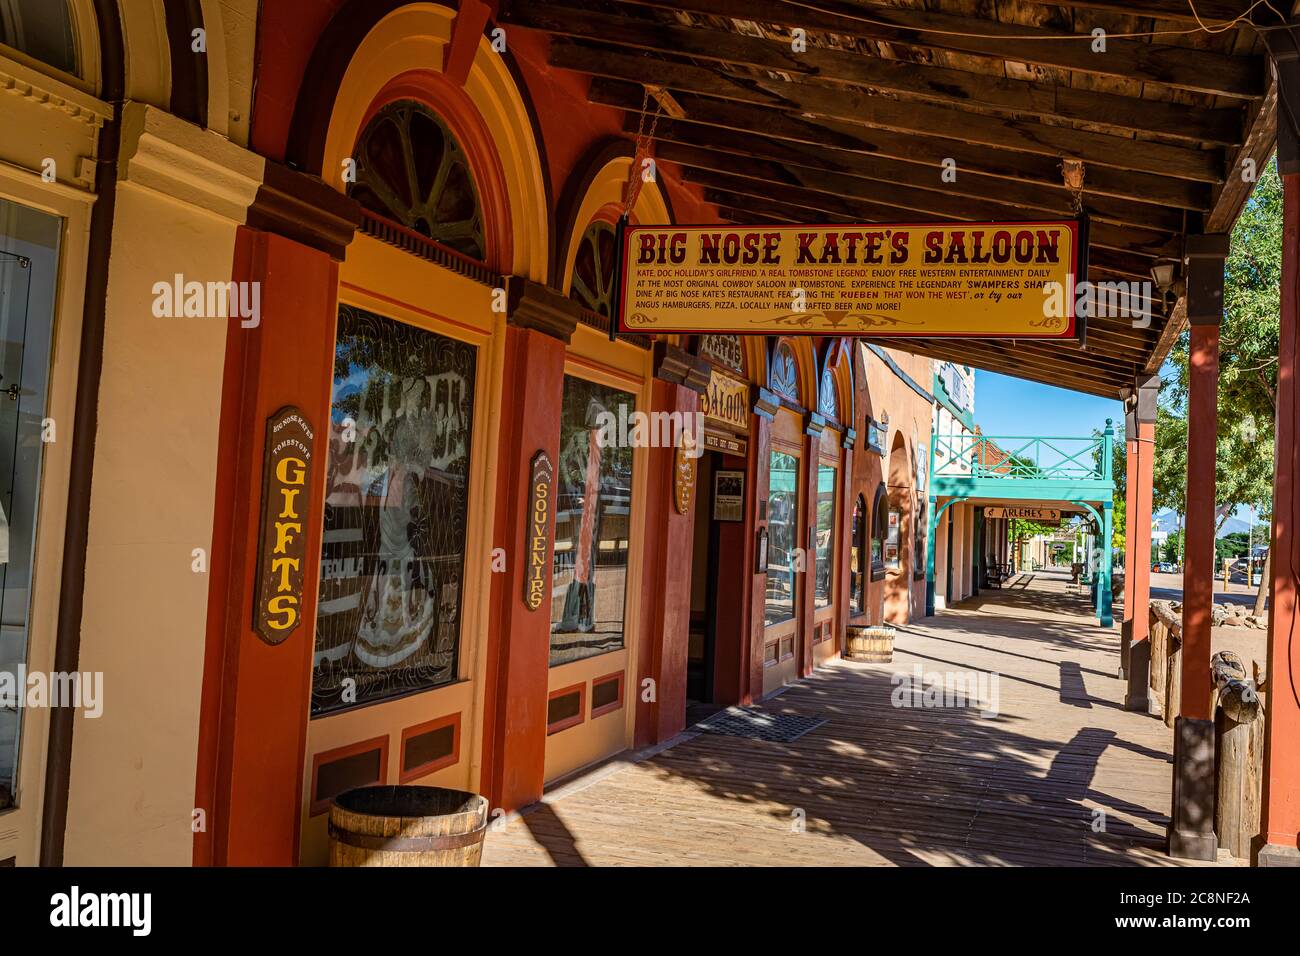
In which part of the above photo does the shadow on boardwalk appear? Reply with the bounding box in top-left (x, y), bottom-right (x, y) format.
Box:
top-left (484, 570), bottom-right (1236, 867)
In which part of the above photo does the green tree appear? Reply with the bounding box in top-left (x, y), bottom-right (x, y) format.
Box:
top-left (1152, 157), bottom-right (1279, 604)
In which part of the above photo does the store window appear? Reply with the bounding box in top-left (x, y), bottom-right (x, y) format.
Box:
top-left (0, 1), bottom-right (77, 76)
top-left (814, 464), bottom-right (836, 608)
top-left (312, 305), bottom-right (476, 716)
top-left (870, 484), bottom-right (887, 581)
top-left (764, 451), bottom-right (799, 625)
top-left (0, 198), bottom-right (60, 811)
top-left (348, 100), bottom-right (486, 261)
top-left (850, 494), bottom-right (866, 614)
top-left (550, 377), bottom-right (634, 666)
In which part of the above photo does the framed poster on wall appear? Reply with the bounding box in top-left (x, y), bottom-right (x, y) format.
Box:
top-left (714, 470), bottom-right (745, 522)
top-left (885, 509), bottom-right (902, 570)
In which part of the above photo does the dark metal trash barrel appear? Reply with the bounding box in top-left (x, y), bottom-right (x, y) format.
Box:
top-left (328, 786), bottom-right (489, 867)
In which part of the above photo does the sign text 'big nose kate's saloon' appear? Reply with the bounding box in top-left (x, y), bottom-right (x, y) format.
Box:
top-left (619, 220), bottom-right (1083, 339)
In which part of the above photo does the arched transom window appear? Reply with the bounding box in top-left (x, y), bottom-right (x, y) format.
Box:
top-left (819, 365), bottom-right (839, 422)
top-left (770, 343), bottom-right (799, 403)
top-left (0, 1), bottom-right (77, 76)
top-left (349, 100), bottom-right (486, 261)
top-left (570, 220), bottom-right (617, 317)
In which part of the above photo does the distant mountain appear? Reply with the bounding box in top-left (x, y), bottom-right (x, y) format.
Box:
top-left (1153, 510), bottom-right (1255, 538)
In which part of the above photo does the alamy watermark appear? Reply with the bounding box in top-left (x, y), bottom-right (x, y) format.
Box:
top-left (1043, 280), bottom-right (1153, 328)
top-left (890, 665), bottom-right (1000, 718)
top-left (594, 404), bottom-right (705, 458)
top-left (151, 274), bottom-right (261, 328)
top-left (0, 667), bottom-right (103, 718)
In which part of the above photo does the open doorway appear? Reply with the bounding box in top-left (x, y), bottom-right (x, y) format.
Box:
top-left (686, 450), bottom-right (748, 724)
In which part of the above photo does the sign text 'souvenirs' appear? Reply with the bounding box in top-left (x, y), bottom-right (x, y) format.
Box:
top-left (254, 407), bottom-right (315, 643)
top-left (525, 451), bottom-right (554, 611)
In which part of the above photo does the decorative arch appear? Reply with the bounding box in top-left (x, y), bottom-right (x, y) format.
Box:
top-left (820, 337), bottom-right (854, 426)
top-left (311, 3), bottom-right (548, 280)
top-left (554, 140), bottom-right (673, 312)
top-left (766, 337), bottom-right (817, 407)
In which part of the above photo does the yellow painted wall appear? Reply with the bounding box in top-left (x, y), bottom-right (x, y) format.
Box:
top-left (62, 104), bottom-right (263, 865)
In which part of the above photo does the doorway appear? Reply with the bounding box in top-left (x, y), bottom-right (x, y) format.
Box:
top-left (686, 449), bottom-right (749, 723)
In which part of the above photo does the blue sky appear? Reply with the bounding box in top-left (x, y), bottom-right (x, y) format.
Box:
top-left (972, 369), bottom-right (1260, 530)
top-left (973, 369), bottom-right (1122, 439)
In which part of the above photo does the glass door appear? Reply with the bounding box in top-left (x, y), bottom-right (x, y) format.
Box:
top-left (0, 197), bottom-right (60, 818)
top-left (763, 448), bottom-right (801, 695)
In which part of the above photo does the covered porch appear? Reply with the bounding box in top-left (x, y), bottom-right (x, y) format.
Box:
top-left (483, 571), bottom-right (1235, 866)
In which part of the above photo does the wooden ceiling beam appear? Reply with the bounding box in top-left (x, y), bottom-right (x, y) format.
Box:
top-left (1012, 0), bottom-right (1263, 27)
top-left (629, 109), bottom-right (1212, 212)
top-left (695, 177), bottom-right (1180, 259)
top-left (650, 126), bottom-right (1197, 229)
top-left (584, 69), bottom-right (1223, 183)
top-left (665, 145), bottom-right (1185, 251)
top-left (658, 141), bottom-right (1185, 235)
top-left (529, 0), bottom-right (1266, 99)
top-left (546, 33), bottom-right (1244, 147)
top-left (888, 339), bottom-right (1121, 398)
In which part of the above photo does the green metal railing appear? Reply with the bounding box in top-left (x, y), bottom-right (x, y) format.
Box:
top-left (931, 432), bottom-right (1111, 482)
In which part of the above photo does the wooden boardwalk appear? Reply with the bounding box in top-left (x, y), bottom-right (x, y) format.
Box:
top-left (483, 571), bottom-right (1238, 866)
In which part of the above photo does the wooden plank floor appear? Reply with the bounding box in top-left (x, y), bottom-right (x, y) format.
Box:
top-left (483, 570), bottom-right (1240, 866)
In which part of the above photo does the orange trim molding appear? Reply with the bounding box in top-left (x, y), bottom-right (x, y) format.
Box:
top-left (546, 682), bottom-right (588, 735)
top-left (308, 734), bottom-right (390, 817)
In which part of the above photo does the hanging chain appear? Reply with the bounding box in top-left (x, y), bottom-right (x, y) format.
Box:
top-left (624, 86), bottom-right (664, 216)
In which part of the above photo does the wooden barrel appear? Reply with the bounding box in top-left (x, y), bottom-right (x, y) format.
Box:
top-left (329, 785), bottom-right (489, 867)
top-left (846, 625), bottom-right (895, 663)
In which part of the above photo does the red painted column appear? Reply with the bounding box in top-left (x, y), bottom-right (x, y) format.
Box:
top-left (1125, 375), bottom-right (1158, 712)
top-left (1119, 405), bottom-right (1138, 677)
top-left (480, 323), bottom-right (566, 812)
top-left (635, 378), bottom-right (698, 746)
top-left (1169, 234), bottom-right (1228, 861)
top-left (1256, 170), bottom-right (1300, 866)
top-left (799, 425), bottom-right (820, 677)
top-left (1181, 333), bottom-right (1220, 718)
top-left (196, 229), bottom-right (344, 866)
top-left (748, 396), bottom-right (777, 700)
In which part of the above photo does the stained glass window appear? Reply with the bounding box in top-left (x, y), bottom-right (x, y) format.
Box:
top-left (814, 465), bottom-right (836, 608)
top-left (313, 305), bottom-right (476, 715)
top-left (349, 100), bottom-right (486, 261)
top-left (819, 366), bottom-right (839, 422)
top-left (550, 377), bottom-right (635, 667)
top-left (765, 451), bottom-right (799, 625)
top-left (570, 221), bottom-right (617, 317)
top-left (770, 343), bottom-right (799, 403)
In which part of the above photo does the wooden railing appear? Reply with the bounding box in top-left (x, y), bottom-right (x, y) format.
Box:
top-left (1146, 601), bottom-right (1266, 859)
top-left (1211, 650), bottom-right (1265, 860)
top-left (1148, 600), bottom-right (1181, 728)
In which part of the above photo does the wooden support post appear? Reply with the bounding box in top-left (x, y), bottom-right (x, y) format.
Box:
top-left (1120, 402), bottom-right (1139, 677)
top-left (1254, 87), bottom-right (1300, 864)
top-left (1126, 374), bottom-right (1159, 712)
top-left (1169, 233), bottom-right (1229, 862)
top-left (924, 494), bottom-right (938, 616)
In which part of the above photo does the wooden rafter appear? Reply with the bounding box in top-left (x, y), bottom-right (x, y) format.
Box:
top-left (502, 0), bottom-right (1266, 98)
top-left (626, 107), bottom-right (1213, 211)
top-left (545, 31), bottom-right (1246, 146)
